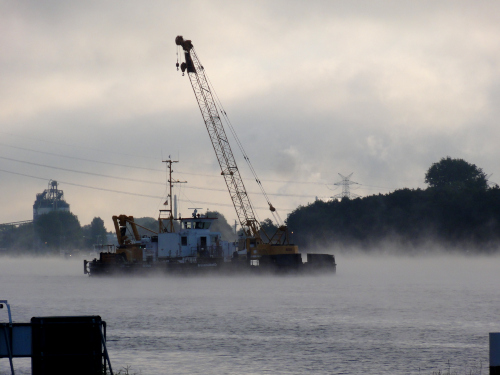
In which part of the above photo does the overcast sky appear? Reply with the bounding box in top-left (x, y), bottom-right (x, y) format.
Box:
top-left (1, 1), bottom-right (500, 231)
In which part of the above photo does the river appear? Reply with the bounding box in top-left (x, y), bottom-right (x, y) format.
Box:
top-left (0, 254), bottom-right (498, 374)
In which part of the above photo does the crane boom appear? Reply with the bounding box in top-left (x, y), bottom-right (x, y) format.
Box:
top-left (176, 35), bottom-right (298, 259)
top-left (175, 36), bottom-right (260, 238)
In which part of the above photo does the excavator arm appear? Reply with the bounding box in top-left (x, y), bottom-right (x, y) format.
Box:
top-left (112, 215), bottom-right (142, 245)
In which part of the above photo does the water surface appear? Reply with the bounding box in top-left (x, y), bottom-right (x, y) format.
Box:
top-left (0, 254), bottom-right (498, 374)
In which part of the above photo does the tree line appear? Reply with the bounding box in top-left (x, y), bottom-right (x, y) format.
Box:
top-left (2, 157), bottom-right (497, 254)
top-left (0, 213), bottom-right (108, 254)
top-left (0, 210), bottom-right (237, 255)
top-left (285, 157), bottom-right (500, 253)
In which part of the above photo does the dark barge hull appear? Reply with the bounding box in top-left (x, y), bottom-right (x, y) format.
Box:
top-left (84, 253), bottom-right (336, 276)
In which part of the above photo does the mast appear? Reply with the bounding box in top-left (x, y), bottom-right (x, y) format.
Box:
top-left (159, 159), bottom-right (186, 233)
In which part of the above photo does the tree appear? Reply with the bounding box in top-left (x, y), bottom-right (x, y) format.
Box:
top-left (82, 217), bottom-right (108, 248)
top-left (425, 156), bottom-right (488, 191)
top-left (207, 211), bottom-right (236, 241)
top-left (0, 222), bottom-right (34, 253)
top-left (260, 218), bottom-right (278, 238)
top-left (35, 211), bottom-right (82, 250)
top-left (133, 217), bottom-right (161, 236)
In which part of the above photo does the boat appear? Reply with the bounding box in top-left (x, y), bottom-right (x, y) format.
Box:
top-left (83, 213), bottom-right (336, 276)
top-left (84, 228), bottom-right (336, 276)
top-left (83, 36), bottom-right (337, 276)
top-left (83, 162), bottom-right (336, 276)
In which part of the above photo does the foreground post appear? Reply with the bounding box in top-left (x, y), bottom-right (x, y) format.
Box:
top-left (2, 312), bottom-right (113, 375)
top-left (491, 333), bottom-right (500, 375)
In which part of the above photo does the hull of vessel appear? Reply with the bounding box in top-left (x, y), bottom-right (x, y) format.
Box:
top-left (84, 253), bottom-right (336, 277)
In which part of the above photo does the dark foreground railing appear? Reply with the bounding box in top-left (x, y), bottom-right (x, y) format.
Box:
top-left (492, 333), bottom-right (500, 375)
top-left (1, 301), bottom-right (113, 375)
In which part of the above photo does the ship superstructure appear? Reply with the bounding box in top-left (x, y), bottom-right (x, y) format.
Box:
top-left (33, 180), bottom-right (70, 221)
top-left (84, 161), bottom-right (241, 276)
top-left (83, 161), bottom-right (335, 276)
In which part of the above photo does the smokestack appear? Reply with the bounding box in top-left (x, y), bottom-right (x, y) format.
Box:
top-left (174, 195), bottom-right (177, 219)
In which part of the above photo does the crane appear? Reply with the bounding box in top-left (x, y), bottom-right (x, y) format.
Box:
top-left (175, 35), bottom-right (298, 261)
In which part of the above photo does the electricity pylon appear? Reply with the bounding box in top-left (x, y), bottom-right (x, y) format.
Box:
top-left (332, 173), bottom-right (361, 200)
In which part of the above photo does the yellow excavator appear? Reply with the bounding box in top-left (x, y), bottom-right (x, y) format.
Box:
top-left (111, 214), bottom-right (165, 263)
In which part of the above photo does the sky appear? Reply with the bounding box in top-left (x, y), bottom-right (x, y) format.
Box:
top-left (1, 0), bottom-right (500, 232)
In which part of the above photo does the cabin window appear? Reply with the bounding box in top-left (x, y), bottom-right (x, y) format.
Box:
top-left (238, 238), bottom-right (245, 251)
top-left (181, 236), bottom-right (187, 246)
top-left (249, 239), bottom-right (257, 248)
top-left (195, 221), bottom-right (204, 229)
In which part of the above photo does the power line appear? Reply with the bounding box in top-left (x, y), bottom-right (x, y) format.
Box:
top-left (1, 139), bottom-right (327, 186)
top-left (0, 168), bottom-right (296, 211)
top-left (0, 168), bottom-right (163, 199)
top-left (0, 155), bottom-right (164, 185)
top-left (0, 155), bottom-right (329, 199)
top-left (0, 143), bottom-right (163, 172)
top-left (0, 131), bottom-right (158, 161)
top-left (357, 183), bottom-right (395, 190)
top-left (177, 197), bottom-right (294, 212)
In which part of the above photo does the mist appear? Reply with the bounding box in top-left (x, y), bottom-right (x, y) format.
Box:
top-left (1, 251), bottom-right (498, 280)
top-left (1, 252), bottom-right (498, 374)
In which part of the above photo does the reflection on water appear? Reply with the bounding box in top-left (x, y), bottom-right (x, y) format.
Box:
top-left (1, 254), bottom-right (498, 374)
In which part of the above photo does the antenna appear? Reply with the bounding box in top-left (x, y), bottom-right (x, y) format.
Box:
top-left (159, 159), bottom-right (186, 233)
top-left (332, 173), bottom-right (361, 200)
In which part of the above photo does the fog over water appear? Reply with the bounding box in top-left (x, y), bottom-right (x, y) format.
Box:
top-left (1, 253), bottom-right (498, 374)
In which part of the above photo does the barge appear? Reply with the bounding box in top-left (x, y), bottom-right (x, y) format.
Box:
top-left (83, 36), bottom-right (338, 276)
top-left (83, 208), bottom-right (336, 276)
top-left (83, 160), bottom-right (336, 276)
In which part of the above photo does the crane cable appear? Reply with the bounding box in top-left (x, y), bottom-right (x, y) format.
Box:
top-left (195, 49), bottom-right (284, 227)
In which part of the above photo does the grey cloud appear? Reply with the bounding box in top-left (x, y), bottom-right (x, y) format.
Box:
top-left (1, 1), bottom-right (500, 228)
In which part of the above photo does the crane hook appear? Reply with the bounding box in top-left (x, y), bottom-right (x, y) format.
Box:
top-left (176, 62), bottom-right (179, 71)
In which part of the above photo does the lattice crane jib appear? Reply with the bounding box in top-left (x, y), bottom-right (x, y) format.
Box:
top-left (176, 36), bottom-right (260, 238)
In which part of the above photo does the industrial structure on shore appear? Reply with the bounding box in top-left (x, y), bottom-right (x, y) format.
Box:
top-left (32, 180), bottom-right (70, 221)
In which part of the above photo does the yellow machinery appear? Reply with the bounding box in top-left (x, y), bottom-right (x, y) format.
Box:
top-left (111, 215), bottom-right (149, 263)
top-left (175, 36), bottom-right (298, 261)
